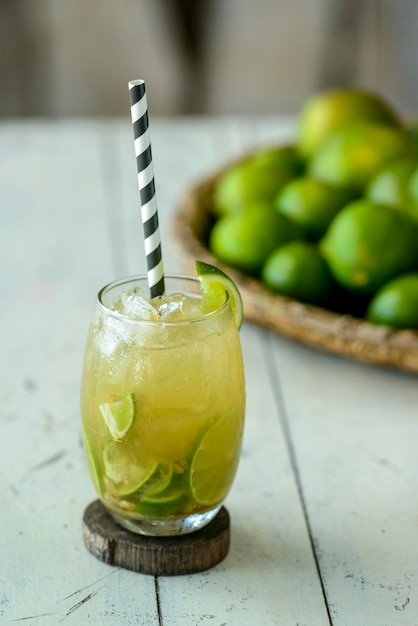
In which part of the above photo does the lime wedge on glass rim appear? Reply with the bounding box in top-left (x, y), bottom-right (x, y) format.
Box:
top-left (99, 392), bottom-right (136, 441)
top-left (195, 261), bottom-right (243, 329)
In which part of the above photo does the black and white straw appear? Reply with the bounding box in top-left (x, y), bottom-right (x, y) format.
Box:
top-left (128, 79), bottom-right (165, 298)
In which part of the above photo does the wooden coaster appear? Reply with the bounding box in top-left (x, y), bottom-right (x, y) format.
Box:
top-left (82, 500), bottom-right (230, 576)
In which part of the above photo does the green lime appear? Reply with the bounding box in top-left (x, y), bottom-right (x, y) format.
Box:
top-left (274, 176), bottom-right (352, 240)
top-left (99, 392), bottom-right (136, 441)
top-left (190, 417), bottom-right (238, 507)
top-left (409, 119), bottom-right (418, 155)
top-left (81, 426), bottom-right (103, 496)
top-left (102, 441), bottom-right (158, 495)
top-left (195, 260), bottom-right (243, 329)
top-left (366, 273), bottom-right (418, 329)
top-left (366, 156), bottom-right (417, 212)
top-left (407, 166), bottom-right (418, 224)
top-left (310, 122), bottom-right (413, 193)
top-left (213, 146), bottom-right (304, 215)
top-left (321, 199), bottom-right (418, 294)
top-left (209, 203), bottom-right (302, 277)
top-left (297, 88), bottom-right (401, 157)
top-left (261, 240), bottom-right (335, 306)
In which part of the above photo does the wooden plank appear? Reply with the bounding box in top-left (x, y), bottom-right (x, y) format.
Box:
top-left (270, 334), bottom-right (418, 625)
top-left (113, 119), bottom-right (331, 624)
top-left (5, 116), bottom-right (418, 625)
top-left (0, 120), bottom-right (159, 624)
top-left (156, 324), bottom-right (331, 625)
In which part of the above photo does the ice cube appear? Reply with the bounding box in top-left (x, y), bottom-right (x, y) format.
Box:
top-left (157, 297), bottom-right (185, 320)
top-left (118, 288), bottom-right (159, 320)
top-left (152, 293), bottom-right (203, 321)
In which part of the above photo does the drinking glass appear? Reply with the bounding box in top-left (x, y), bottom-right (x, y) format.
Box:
top-left (80, 275), bottom-right (245, 536)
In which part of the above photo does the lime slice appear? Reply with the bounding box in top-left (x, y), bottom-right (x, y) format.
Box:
top-left (142, 486), bottom-right (184, 505)
top-left (190, 417), bottom-right (239, 506)
top-left (138, 474), bottom-right (187, 515)
top-left (81, 426), bottom-right (103, 496)
top-left (195, 260), bottom-right (243, 329)
top-left (103, 441), bottom-right (158, 496)
top-left (142, 463), bottom-right (174, 497)
top-left (137, 486), bottom-right (187, 517)
top-left (99, 393), bottom-right (136, 441)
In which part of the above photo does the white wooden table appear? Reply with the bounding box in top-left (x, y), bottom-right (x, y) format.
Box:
top-left (1, 117), bottom-right (418, 626)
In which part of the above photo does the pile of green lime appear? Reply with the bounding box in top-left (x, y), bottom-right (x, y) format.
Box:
top-left (208, 87), bottom-right (418, 329)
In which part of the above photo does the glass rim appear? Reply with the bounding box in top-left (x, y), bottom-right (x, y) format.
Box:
top-left (96, 273), bottom-right (230, 325)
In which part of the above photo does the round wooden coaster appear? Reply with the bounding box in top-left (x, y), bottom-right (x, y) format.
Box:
top-left (82, 500), bottom-right (230, 576)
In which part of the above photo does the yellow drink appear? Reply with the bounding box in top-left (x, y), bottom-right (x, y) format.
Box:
top-left (80, 275), bottom-right (245, 536)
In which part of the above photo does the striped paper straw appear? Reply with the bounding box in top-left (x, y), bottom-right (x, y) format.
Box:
top-left (128, 79), bottom-right (165, 298)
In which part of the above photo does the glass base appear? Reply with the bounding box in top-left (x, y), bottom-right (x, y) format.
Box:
top-left (109, 505), bottom-right (222, 537)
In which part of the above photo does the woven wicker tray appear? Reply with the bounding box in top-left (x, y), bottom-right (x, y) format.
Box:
top-left (172, 158), bottom-right (418, 375)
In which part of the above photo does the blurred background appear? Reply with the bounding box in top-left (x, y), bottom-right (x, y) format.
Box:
top-left (0, 0), bottom-right (417, 119)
